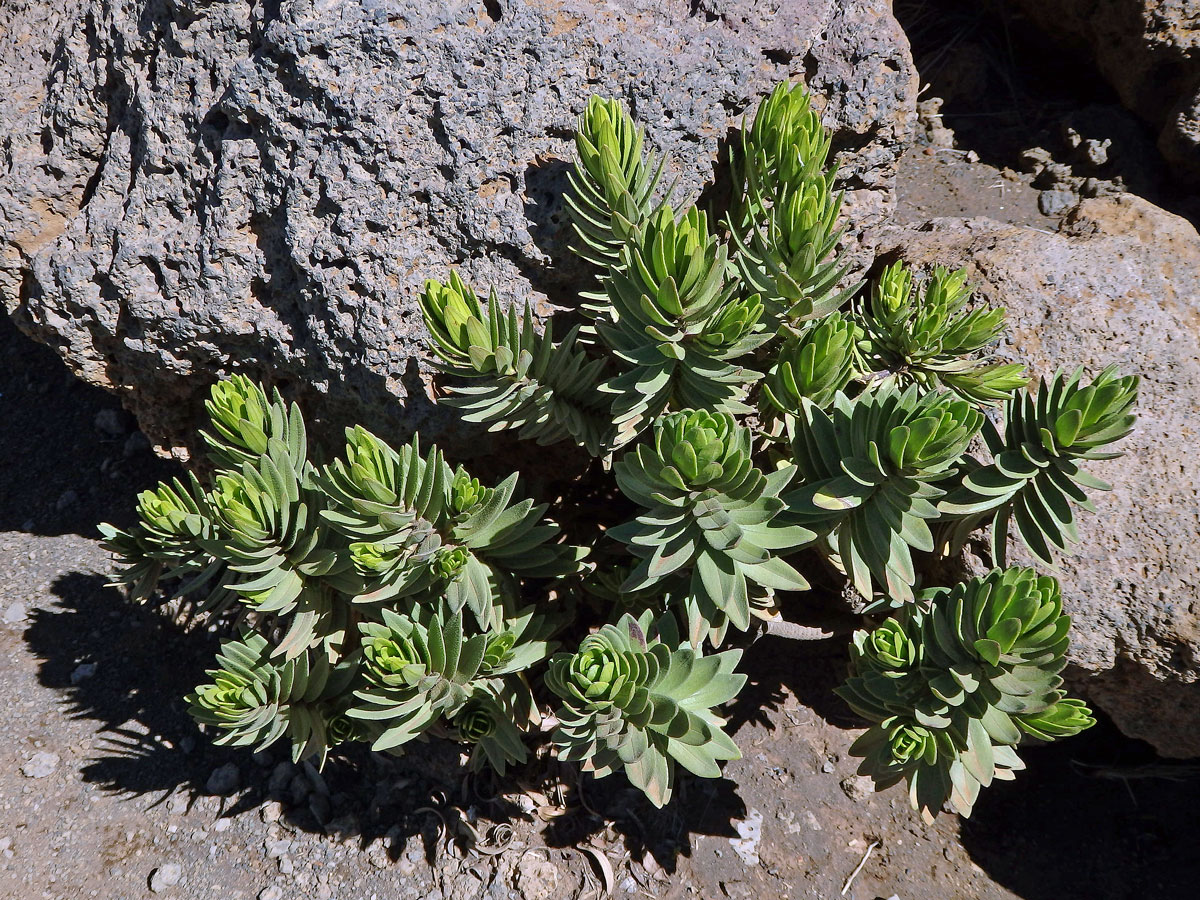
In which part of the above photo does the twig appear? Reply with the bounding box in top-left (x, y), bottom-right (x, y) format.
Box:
top-left (763, 618), bottom-right (842, 641)
top-left (841, 840), bottom-right (879, 896)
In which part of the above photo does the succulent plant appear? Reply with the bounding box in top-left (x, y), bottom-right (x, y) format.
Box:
top-left (728, 83), bottom-right (859, 332)
top-left (566, 95), bottom-right (665, 275)
top-left (855, 262), bottom-right (1028, 406)
top-left (611, 410), bottom-right (812, 643)
top-left (760, 312), bottom-right (859, 418)
top-left (940, 366), bottom-right (1138, 565)
top-left (596, 207), bottom-right (769, 443)
top-left (188, 632), bottom-right (359, 766)
top-left (546, 611), bottom-right (744, 807)
top-left (203, 374), bottom-right (310, 477)
top-left (350, 607), bottom-right (490, 752)
top-left (787, 385), bottom-right (983, 604)
top-left (420, 272), bottom-right (613, 455)
top-left (729, 81), bottom-right (832, 228)
top-left (838, 568), bottom-right (1092, 820)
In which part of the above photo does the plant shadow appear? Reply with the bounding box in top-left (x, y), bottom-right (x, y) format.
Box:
top-left (24, 571), bottom-right (525, 863)
top-left (959, 714), bottom-right (1200, 900)
top-left (24, 570), bottom-right (755, 870)
top-left (0, 310), bottom-right (180, 538)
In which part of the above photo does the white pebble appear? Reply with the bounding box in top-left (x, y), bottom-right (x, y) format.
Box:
top-left (20, 752), bottom-right (59, 779)
top-left (149, 862), bottom-right (182, 892)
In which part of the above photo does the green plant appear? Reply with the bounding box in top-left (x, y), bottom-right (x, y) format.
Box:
top-left (836, 568), bottom-right (1092, 820)
top-left (939, 366), bottom-right (1138, 565)
top-left (610, 409), bottom-right (811, 644)
top-left (546, 610), bottom-right (744, 807)
top-left (787, 386), bottom-right (983, 605)
top-left (854, 262), bottom-right (1028, 405)
top-left (103, 80), bottom-right (1136, 821)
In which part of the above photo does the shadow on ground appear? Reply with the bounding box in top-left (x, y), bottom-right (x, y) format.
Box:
top-left (963, 715), bottom-right (1200, 899)
top-left (893, 0), bottom-right (1200, 226)
top-left (0, 311), bottom-right (179, 537)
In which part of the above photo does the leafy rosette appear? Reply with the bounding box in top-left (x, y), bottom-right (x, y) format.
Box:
top-left (420, 273), bottom-right (613, 455)
top-left (855, 262), bottom-right (1027, 406)
top-left (760, 312), bottom-right (858, 420)
top-left (321, 428), bottom-right (586, 628)
top-left (202, 374), bottom-right (310, 477)
top-left (729, 81), bottom-right (832, 226)
top-left (848, 715), bottom-right (1026, 823)
top-left (611, 410), bottom-right (813, 643)
top-left (1016, 696), bottom-right (1096, 741)
top-left (597, 207), bottom-right (767, 442)
top-left (188, 632), bottom-right (360, 766)
top-left (546, 612), bottom-right (745, 807)
top-left (940, 366), bottom-right (1138, 565)
top-left (318, 426), bottom-right (449, 550)
top-left (733, 179), bottom-right (859, 331)
top-left (837, 568), bottom-right (1092, 820)
top-left (202, 443), bottom-right (347, 658)
top-left (349, 608), bottom-right (489, 752)
top-left (348, 598), bottom-right (557, 759)
top-left (787, 385), bottom-right (983, 604)
top-left (727, 83), bottom-right (857, 331)
top-left (566, 95), bottom-right (665, 275)
top-left (100, 475), bottom-right (234, 609)
top-left (451, 680), bottom-right (536, 776)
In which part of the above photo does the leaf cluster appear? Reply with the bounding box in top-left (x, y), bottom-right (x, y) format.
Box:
top-left (837, 568), bottom-right (1094, 820)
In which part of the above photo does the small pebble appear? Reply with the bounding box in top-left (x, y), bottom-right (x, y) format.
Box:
top-left (840, 774), bottom-right (876, 802)
top-left (279, 855), bottom-right (294, 875)
top-left (20, 751), bottom-right (59, 778)
top-left (1039, 189), bottom-right (1078, 216)
top-left (55, 489), bottom-right (78, 511)
top-left (259, 886), bottom-right (283, 900)
top-left (149, 862), bottom-right (182, 892)
top-left (70, 663), bottom-right (97, 684)
top-left (206, 762), bottom-right (240, 796)
top-left (265, 838), bottom-right (293, 859)
top-left (260, 801), bottom-right (283, 823)
top-left (213, 818), bottom-right (232, 833)
top-left (729, 808), bottom-right (763, 867)
top-left (3, 602), bottom-right (26, 625)
top-left (94, 408), bottom-right (128, 437)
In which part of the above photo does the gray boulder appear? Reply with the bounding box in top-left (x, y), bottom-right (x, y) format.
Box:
top-left (0, 0), bottom-right (916, 457)
top-left (870, 194), bottom-right (1200, 757)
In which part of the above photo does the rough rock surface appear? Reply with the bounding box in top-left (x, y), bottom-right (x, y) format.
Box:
top-left (871, 194), bottom-right (1200, 757)
top-left (1005, 0), bottom-right (1200, 184)
top-left (0, 0), bottom-right (916, 456)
